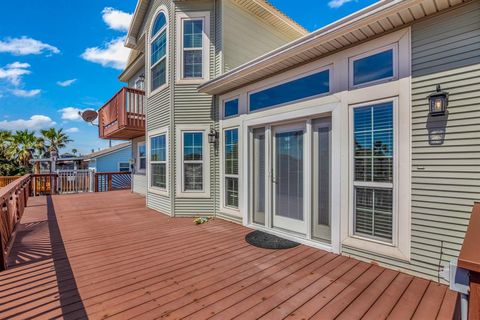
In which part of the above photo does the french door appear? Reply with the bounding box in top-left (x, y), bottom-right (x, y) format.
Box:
top-left (272, 123), bottom-right (307, 234)
top-left (249, 116), bottom-right (332, 242)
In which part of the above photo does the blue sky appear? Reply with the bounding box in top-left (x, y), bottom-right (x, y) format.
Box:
top-left (0, 0), bottom-right (376, 155)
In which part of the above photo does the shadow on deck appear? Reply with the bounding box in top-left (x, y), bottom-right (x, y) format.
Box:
top-left (0, 191), bottom-right (458, 319)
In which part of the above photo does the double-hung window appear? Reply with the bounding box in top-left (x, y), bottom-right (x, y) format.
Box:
top-left (182, 19), bottom-right (203, 78)
top-left (353, 102), bottom-right (394, 243)
top-left (150, 12), bottom-right (167, 92)
top-left (150, 134), bottom-right (167, 189)
top-left (183, 132), bottom-right (204, 191)
top-left (224, 128), bottom-right (239, 208)
top-left (118, 162), bottom-right (130, 172)
top-left (137, 142), bottom-right (146, 173)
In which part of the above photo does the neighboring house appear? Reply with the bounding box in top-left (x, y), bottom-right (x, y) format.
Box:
top-left (97, 0), bottom-right (480, 283)
top-left (84, 142), bottom-right (132, 173)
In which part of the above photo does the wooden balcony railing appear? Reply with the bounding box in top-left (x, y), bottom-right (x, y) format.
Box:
top-left (31, 174), bottom-right (58, 196)
top-left (0, 176), bottom-right (21, 188)
top-left (458, 202), bottom-right (480, 319)
top-left (0, 175), bottom-right (30, 270)
top-left (94, 172), bottom-right (132, 192)
top-left (98, 87), bottom-right (145, 140)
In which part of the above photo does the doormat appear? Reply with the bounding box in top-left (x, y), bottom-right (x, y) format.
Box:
top-left (245, 230), bottom-right (300, 249)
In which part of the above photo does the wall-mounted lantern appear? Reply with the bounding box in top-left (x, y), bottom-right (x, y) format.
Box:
top-left (208, 128), bottom-right (219, 144)
top-left (428, 84), bottom-right (449, 116)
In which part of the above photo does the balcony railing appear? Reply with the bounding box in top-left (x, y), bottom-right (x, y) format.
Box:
top-left (98, 87), bottom-right (145, 140)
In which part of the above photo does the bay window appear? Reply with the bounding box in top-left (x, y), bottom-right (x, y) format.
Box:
top-left (353, 102), bottom-right (394, 242)
top-left (150, 133), bottom-right (167, 189)
top-left (150, 11), bottom-right (168, 92)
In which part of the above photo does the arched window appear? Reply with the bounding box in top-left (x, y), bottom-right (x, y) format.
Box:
top-left (150, 12), bottom-right (167, 91)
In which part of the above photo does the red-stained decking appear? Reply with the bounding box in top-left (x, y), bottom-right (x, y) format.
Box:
top-left (0, 191), bottom-right (458, 319)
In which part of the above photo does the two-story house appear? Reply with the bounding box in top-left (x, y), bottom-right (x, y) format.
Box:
top-left (98, 0), bottom-right (307, 213)
top-left (98, 0), bottom-right (480, 286)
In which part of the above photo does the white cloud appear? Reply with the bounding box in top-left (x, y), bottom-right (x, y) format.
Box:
top-left (57, 79), bottom-right (77, 87)
top-left (328, 0), bottom-right (355, 8)
top-left (81, 37), bottom-right (129, 70)
top-left (0, 37), bottom-right (60, 56)
top-left (65, 127), bottom-right (79, 133)
top-left (59, 107), bottom-right (84, 121)
top-left (102, 7), bottom-right (132, 32)
top-left (11, 88), bottom-right (41, 97)
top-left (0, 62), bottom-right (31, 86)
top-left (0, 115), bottom-right (56, 130)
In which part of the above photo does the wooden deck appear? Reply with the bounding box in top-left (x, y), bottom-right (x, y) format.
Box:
top-left (0, 191), bottom-right (458, 319)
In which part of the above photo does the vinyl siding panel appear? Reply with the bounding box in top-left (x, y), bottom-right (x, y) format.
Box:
top-left (346, 2), bottom-right (480, 281)
top-left (173, 1), bottom-right (217, 217)
top-left (142, 0), bottom-right (173, 215)
top-left (222, 0), bottom-right (299, 72)
top-left (90, 146), bottom-right (131, 173)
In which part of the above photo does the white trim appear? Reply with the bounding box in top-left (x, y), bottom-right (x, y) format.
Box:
top-left (147, 6), bottom-right (169, 97)
top-left (176, 124), bottom-right (211, 198)
top-left (348, 43), bottom-right (398, 90)
top-left (147, 126), bottom-right (169, 196)
top-left (176, 11), bottom-right (211, 84)
top-left (137, 141), bottom-right (146, 174)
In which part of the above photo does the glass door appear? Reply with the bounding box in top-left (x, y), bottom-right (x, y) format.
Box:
top-left (272, 123), bottom-right (306, 234)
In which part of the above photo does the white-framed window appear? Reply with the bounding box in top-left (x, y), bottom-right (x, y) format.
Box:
top-left (352, 101), bottom-right (394, 243)
top-left (223, 98), bottom-right (239, 119)
top-left (349, 44), bottom-right (398, 89)
top-left (223, 128), bottom-right (239, 209)
top-left (118, 162), bottom-right (130, 172)
top-left (135, 76), bottom-right (145, 90)
top-left (149, 9), bottom-right (168, 94)
top-left (137, 142), bottom-right (146, 173)
top-left (149, 128), bottom-right (168, 192)
top-left (176, 11), bottom-right (210, 83)
top-left (176, 125), bottom-right (210, 198)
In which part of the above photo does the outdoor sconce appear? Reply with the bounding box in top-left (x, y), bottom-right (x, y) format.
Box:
top-left (428, 84), bottom-right (449, 116)
top-left (208, 128), bottom-right (219, 144)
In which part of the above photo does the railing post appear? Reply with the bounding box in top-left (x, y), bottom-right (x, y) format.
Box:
top-left (107, 174), bottom-right (112, 192)
top-left (94, 173), bottom-right (99, 192)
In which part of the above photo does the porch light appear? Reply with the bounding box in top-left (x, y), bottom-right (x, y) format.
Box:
top-left (208, 128), bottom-right (218, 144)
top-left (428, 84), bottom-right (449, 116)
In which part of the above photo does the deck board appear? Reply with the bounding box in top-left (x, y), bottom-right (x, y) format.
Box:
top-left (0, 191), bottom-right (458, 319)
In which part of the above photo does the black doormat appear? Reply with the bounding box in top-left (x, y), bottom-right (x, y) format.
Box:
top-left (245, 230), bottom-right (300, 249)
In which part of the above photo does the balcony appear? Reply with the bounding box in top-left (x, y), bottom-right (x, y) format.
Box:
top-left (98, 87), bottom-right (145, 140)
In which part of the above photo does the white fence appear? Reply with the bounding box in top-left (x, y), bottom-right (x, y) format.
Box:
top-left (57, 170), bottom-right (94, 194)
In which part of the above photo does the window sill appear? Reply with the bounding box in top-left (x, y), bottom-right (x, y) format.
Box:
top-left (176, 191), bottom-right (210, 199)
top-left (176, 78), bottom-right (209, 85)
top-left (148, 186), bottom-right (169, 197)
top-left (149, 83), bottom-right (169, 97)
top-left (342, 236), bottom-right (410, 261)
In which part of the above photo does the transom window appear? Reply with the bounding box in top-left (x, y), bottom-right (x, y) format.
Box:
top-left (224, 98), bottom-right (239, 118)
top-left (150, 12), bottom-right (167, 92)
top-left (224, 128), bottom-right (239, 208)
top-left (353, 102), bottom-right (394, 242)
top-left (183, 132), bottom-right (204, 191)
top-left (351, 48), bottom-right (394, 87)
top-left (182, 19), bottom-right (203, 79)
top-left (150, 134), bottom-right (167, 189)
top-left (138, 143), bottom-right (146, 172)
top-left (249, 69), bottom-right (330, 112)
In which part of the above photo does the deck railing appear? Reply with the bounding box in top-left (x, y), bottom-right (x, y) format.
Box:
top-left (98, 87), bottom-right (145, 140)
top-left (31, 174), bottom-right (58, 196)
top-left (94, 172), bottom-right (132, 192)
top-left (458, 202), bottom-right (480, 319)
top-left (0, 176), bottom-right (21, 188)
top-left (0, 175), bottom-right (30, 270)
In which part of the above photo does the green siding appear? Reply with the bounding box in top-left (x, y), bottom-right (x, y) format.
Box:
top-left (222, 0), bottom-right (299, 72)
top-left (344, 1), bottom-right (480, 281)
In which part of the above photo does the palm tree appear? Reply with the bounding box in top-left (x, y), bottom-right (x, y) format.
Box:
top-left (71, 148), bottom-right (78, 156)
top-left (6, 130), bottom-right (45, 169)
top-left (40, 128), bottom-right (72, 154)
